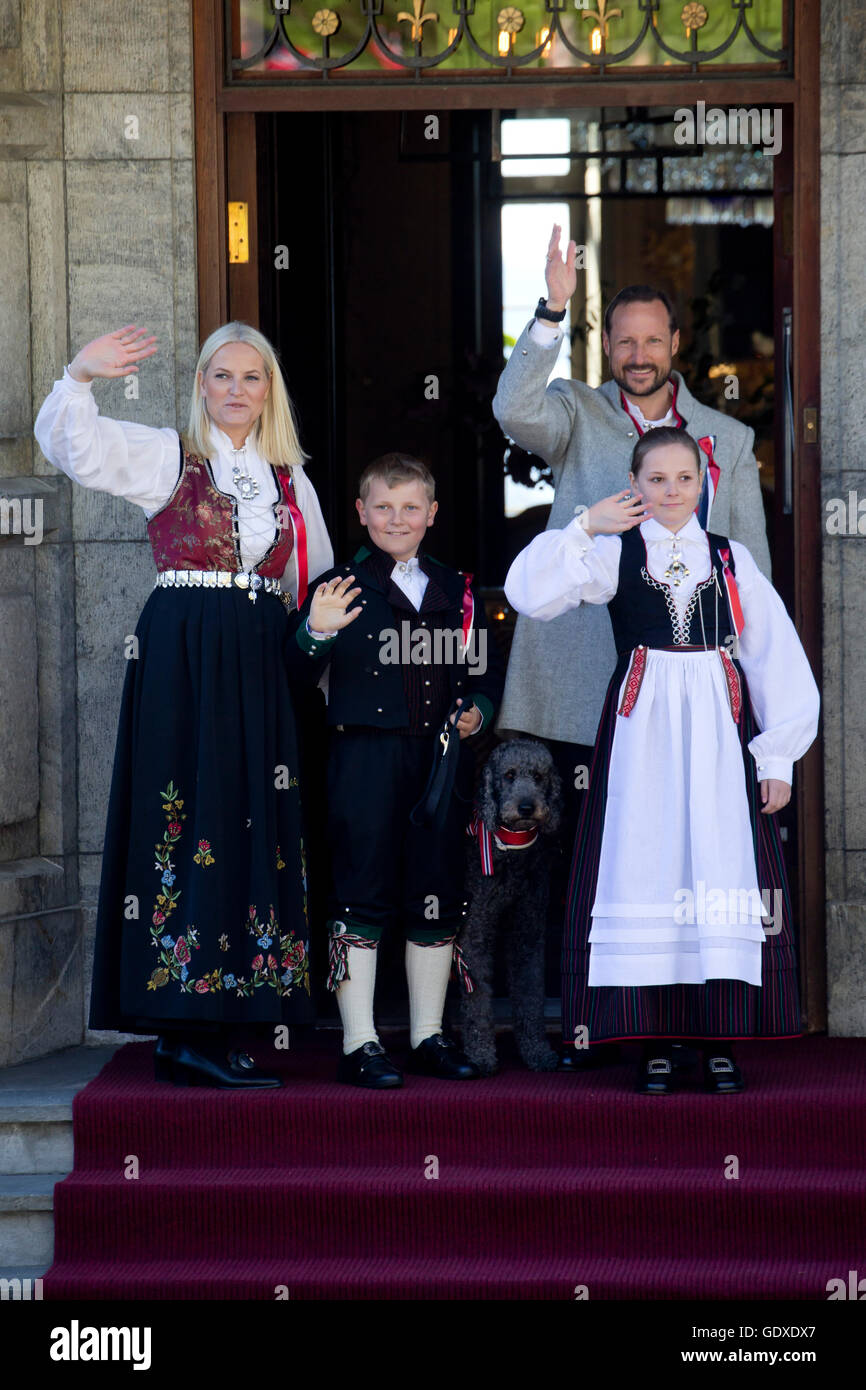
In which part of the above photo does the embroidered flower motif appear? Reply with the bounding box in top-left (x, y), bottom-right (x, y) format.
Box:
top-left (193, 838), bottom-right (215, 867)
top-left (160, 934), bottom-right (175, 949)
top-left (251, 954), bottom-right (264, 971)
top-left (194, 979), bottom-right (210, 993)
top-left (276, 845), bottom-right (286, 871)
top-left (224, 973), bottom-right (236, 989)
top-left (148, 967), bottom-right (170, 990)
top-left (257, 935), bottom-right (273, 950)
top-left (174, 937), bottom-right (191, 965)
top-left (218, 933), bottom-right (229, 952)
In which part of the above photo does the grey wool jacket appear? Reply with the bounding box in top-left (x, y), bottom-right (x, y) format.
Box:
top-left (493, 319), bottom-right (772, 747)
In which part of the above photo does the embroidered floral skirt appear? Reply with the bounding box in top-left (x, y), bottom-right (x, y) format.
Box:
top-left (561, 650), bottom-right (802, 1043)
top-left (88, 586), bottom-right (315, 1032)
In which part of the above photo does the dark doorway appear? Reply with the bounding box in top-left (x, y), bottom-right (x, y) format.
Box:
top-left (253, 106), bottom-right (805, 1023)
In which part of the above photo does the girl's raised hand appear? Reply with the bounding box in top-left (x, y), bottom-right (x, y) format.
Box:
top-left (583, 490), bottom-right (651, 538)
top-left (309, 575), bottom-right (363, 634)
top-left (69, 325), bottom-right (158, 384)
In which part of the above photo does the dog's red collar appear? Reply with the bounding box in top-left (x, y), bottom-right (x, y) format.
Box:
top-left (467, 814), bottom-right (538, 875)
top-left (493, 825), bottom-right (539, 850)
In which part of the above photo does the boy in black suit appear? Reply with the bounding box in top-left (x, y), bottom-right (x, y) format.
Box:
top-left (294, 453), bottom-right (504, 1087)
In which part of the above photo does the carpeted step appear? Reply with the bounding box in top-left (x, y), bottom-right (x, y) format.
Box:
top-left (49, 1164), bottom-right (866, 1264)
top-left (63, 1038), bottom-right (866, 1173)
top-left (42, 1036), bottom-right (866, 1300)
top-left (41, 1253), bottom-right (846, 1301)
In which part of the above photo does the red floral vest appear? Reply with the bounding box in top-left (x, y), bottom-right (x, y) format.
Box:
top-left (147, 446), bottom-right (295, 579)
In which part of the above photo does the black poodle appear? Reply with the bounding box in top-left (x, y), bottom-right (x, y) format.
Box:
top-left (457, 738), bottom-right (562, 1075)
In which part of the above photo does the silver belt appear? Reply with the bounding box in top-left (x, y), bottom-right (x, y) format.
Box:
top-left (154, 569), bottom-right (292, 606)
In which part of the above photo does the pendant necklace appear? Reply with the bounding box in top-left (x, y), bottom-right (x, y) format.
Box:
top-left (663, 536), bottom-right (690, 588)
top-left (230, 443), bottom-right (260, 502)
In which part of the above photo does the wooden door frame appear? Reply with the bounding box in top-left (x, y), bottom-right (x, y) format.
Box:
top-left (193, 0), bottom-right (825, 1030)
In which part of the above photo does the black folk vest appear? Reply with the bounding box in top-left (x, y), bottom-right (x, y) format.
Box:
top-left (608, 525), bottom-right (737, 656)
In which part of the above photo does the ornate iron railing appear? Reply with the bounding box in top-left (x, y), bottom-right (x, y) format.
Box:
top-left (229, 0), bottom-right (792, 83)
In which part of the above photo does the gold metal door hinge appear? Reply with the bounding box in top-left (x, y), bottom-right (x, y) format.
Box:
top-left (228, 202), bottom-right (249, 263)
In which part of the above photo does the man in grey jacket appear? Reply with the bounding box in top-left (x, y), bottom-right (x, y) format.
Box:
top-left (494, 224), bottom-right (771, 755)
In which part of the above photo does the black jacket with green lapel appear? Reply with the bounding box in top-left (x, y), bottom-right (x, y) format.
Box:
top-left (290, 543), bottom-right (504, 733)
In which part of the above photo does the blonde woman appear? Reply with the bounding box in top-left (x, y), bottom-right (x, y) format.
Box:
top-left (35, 323), bottom-right (358, 1087)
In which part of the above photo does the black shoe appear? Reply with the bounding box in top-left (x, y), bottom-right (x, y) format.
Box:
top-left (703, 1053), bottom-right (745, 1094)
top-left (154, 1036), bottom-right (281, 1089)
top-left (409, 1033), bottom-right (481, 1080)
top-left (636, 1048), bottom-right (676, 1095)
top-left (558, 1042), bottom-right (622, 1073)
top-left (336, 1040), bottom-right (403, 1089)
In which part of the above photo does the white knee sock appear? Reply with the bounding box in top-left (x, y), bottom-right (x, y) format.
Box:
top-left (406, 940), bottom-right (453, 1050)
top-left (335, 944), bottom-right (379, 1055)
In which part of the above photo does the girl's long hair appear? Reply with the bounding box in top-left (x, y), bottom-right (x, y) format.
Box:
top-left (184, 321), bottom-right (309, 469)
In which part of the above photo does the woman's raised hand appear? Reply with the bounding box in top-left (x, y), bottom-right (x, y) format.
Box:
top-left (545, 223), bottom-right (578, 311)
top-left (583, 490), bottom-right (651, 538)
top-left (69, 325), bottom-right (158, 384)
top-left (309, 575), bottom-right (363, 634)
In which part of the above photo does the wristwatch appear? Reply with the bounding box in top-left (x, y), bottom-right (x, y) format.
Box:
top-left (535, 296), bottom-right (567, 323)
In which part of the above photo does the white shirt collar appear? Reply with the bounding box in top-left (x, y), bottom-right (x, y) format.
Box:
top-left (641, 513), bottom-right (706, 546)
top-left (212, 423), bottom-right (261, 458)
top-left (392, 555), bottom-right (421, 574)
top-left (627, 383), bottom-right (675, 429)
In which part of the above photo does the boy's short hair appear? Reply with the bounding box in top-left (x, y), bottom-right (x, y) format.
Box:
top-left (358, 452), bottom-right (436, 503)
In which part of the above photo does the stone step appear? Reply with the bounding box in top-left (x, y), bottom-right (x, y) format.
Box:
top-left (0, 1173), bottom-right (64, 1267)
top-left (0, 1266), bottom-right (47, 1299)
top-left (0, 1045), bottom-right (117, 1174)
top-left (0, 1046), bottom-right (118, 1271)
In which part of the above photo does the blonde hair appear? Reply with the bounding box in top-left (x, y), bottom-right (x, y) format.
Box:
top-left (184, 322), bottom-right (309, 469)
top-left (358, 452), bottom-right (436, 503)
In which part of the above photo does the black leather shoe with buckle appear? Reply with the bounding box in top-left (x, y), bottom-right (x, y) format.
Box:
top-left (154, 1036), bottom-right (281, 1088)
top-left (409, 1033), bottom-right (481, 1080)
top-left (336, 1040), bottom-right (403, 1089)
top-left (636, 1050), bottom-right (676, 1095)
top-left (703, 1053), bottom-right (745, 1094)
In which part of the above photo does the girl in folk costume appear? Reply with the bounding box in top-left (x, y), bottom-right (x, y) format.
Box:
top-left (505, 427), bottom-right (820, 1094)
top-left (35, 323), bottom-right (347, 1088)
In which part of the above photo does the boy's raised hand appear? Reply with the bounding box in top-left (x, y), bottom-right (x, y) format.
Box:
top-left (583, 490), bottom-right (651, 538)
top-left (309, 575), bottom-right (363, 633)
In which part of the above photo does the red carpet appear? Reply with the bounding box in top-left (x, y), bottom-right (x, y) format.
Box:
top-left (44, 1034), bottom-right (866, 1299)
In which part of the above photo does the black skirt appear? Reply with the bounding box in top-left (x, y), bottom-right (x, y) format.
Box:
top-left (88, 585), bottom-right (316, 1033)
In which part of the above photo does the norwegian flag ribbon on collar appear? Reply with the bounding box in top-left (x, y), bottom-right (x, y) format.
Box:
top-left (696, 435), bottom-right (721, 531)
top-left (460, 571), bottom-right (474, 655)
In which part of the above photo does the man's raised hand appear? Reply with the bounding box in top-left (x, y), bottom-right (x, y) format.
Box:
top-left (545, 223), bottom-right (578, 312)
top-left (69, 326), bottom-right (158, 384)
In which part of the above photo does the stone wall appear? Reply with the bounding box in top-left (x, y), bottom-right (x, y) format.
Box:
top-left (821, 3), bottom-right (866, 1034)
top-left (0, 0), bottom-right (196, 1060)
